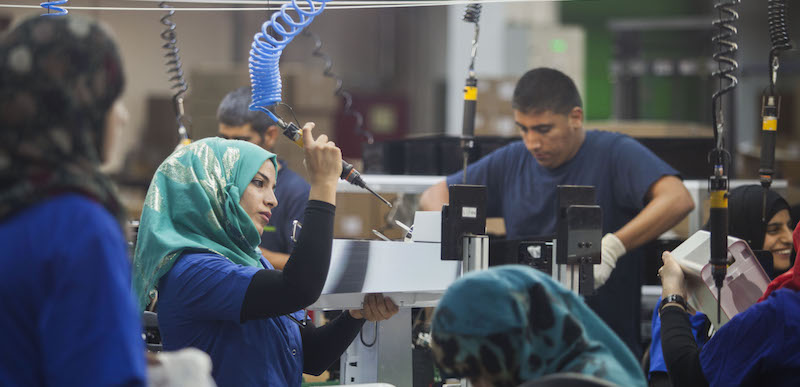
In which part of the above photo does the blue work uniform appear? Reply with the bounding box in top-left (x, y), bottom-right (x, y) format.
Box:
top-left (261, 160), bottom-right (310, 255)
top-left (157, 252), bottom-right (306, 387)
top-left (447, 130), bottom-right (678, 355)
top-left (699, 289), bottom-right (800, 386)
top-left (0, 194), bottom-right (147, 387)
top-left (648, 300), bottom-right (709, 377)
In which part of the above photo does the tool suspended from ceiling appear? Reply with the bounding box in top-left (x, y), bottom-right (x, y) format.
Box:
top-left (460, 3), bottom-right (481, 184)
top-left (758, 0), bottom-right (793, 220)
top-left (40, 0), bottom-right (68, 16)
top-left (160, 1), bottom-right (192, 146)
top-left (301, 28), bottom-right (372, 144)
top-left (708, 0), bottom-right (739, 324)
top-left (248, 0), bottom-right (390, 207)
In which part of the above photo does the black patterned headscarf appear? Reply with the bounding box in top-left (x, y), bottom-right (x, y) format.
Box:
top-left (727, 185), bottom-right (789, 251)
top-left (431, 266), bottom-right (647, 387)
top-left (0, 15), bottom-right (125, 222)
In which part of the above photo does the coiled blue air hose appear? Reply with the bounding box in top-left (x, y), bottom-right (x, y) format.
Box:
top-left (41, 0), bottom-right (68, 16)
top-left (248, 0), bottom-right (330, 122)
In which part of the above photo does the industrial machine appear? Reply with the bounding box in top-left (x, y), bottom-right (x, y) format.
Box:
top-left (308, 184), bottom-right (602, 386)
top-left (307, 184), bottom-right (488, 387)
top-left (489, 185), bottom-right (603, 296)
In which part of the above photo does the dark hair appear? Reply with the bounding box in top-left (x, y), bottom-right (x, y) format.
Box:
top-left (512, 68), bottom-right (582, 115)
top-left (216, 86), bottom-right (275, 136)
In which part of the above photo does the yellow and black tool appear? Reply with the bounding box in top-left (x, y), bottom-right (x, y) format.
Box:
top-left (273, 116), bottom-right (392, 208)
top-left (758, 95), bottom-right (779, 220)
top-left (460, 3), bottom-right (482, 183)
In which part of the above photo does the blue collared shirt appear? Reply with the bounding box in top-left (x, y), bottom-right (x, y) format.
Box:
top-left (158, 252), bottom-right (306, 387)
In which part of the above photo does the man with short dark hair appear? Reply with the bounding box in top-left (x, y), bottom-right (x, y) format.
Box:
top-left (420, 67), bottom-right (694, 355)
top-left (217, 87), bottom-right (310, 269)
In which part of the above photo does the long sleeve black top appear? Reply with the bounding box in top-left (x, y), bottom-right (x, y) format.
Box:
top-left (660, 305), bottom-right (708, 387)
top-left (239, 200), bottom-right (366, 375)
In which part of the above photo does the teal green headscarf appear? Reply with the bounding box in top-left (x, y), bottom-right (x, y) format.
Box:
top-left (431, 265), bottom-right (646, 387)
top-left (132, 137), bottom-right (277, 311)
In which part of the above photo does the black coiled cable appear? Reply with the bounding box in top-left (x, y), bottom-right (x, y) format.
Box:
top-left (708, 0), bottom-right (739, 324)
top-left (301, 29), bottom-right (372, 144)
top-left (160, 2), bottom-right (191, 140)
top-left (463, 3), bottom-right (481, 24)
top-left (463, 3), bottom-right (481, 75)
top-left (710, 0), bottom-right (739, 149)
top-left (768, 0), bottom-right (792, 56)
top-left (768, 0), bottom-right (792, 92)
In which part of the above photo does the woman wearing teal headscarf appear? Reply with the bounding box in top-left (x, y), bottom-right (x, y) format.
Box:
top-left (431, 265), bottom-right (646, 387)
top-left (133, 127), bottom-right (398, 387)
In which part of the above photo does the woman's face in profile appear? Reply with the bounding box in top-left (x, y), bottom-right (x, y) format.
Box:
top-left (239, 161), bottom-right (278, 232)
top-left (764, 209), bottom-right (793, 271)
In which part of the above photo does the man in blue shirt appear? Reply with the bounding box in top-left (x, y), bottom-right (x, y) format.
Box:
top-left (217, 87), bottom-right (311, 270)
top-left (420, 67), bottom-right (694, 355)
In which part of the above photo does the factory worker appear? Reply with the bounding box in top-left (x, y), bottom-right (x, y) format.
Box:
top-left (0, 15), bottom-right (146, 386)
top-left (431, 265), bottom-right (647, 387)
top-left (647, 184), bottom-right (793, 384)
top-left (133, 132), bottom-right (398, 387)
top-left (420, 67), bottom-right (694, 355)
top-left (658, 223), bottom-right (800, 386)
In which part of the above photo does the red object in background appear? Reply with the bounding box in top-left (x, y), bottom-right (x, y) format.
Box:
top-left (334, 94), bottom-right (408, 159)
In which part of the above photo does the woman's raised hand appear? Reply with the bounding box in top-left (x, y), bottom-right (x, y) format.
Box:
top-left (302, 123), bottom-right (342, 205)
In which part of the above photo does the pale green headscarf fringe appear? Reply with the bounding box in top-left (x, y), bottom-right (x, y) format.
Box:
top-left (132, 137), bottom-right (277, 311)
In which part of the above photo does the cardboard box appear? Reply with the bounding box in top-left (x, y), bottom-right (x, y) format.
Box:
top-left (334, 193), bottom-right (403, 240)
top-left (281, 62), bottom-right (340, 112)
top-left (475, 111), bottom-right (518, 137)
top-left (471, 76), bottom-right (518, 137)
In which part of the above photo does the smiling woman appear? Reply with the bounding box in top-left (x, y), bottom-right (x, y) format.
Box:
top-left (726, 185), bottom-right (793, 276)
top-left (648, 184), bottom-right (794, 383)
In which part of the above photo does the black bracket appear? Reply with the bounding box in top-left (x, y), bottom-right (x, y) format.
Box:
top-left (441, 184), bottom-right (487, 261)
top-left (556, 185), bottom-right (602, 294)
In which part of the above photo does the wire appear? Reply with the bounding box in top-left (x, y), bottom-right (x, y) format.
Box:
top-left (767, 0), bottom-right (792, 92)
top-left (3, 0), bottom-right (590, 12)
top-left (360, 321), bottom-right (378, 347)
top-left (708, 0), bottom-right (739, 325)
top-left (302, 28), bottom-right (371, 143)
top-left (462, 3), bottom-right (481, 75)
top-left (160, 1), bottom-right (192, 143)
top-left (710, 0), bottom-right (738, 154)
top-left (249, 0), bottom-right (330, 120)
top-left (40, 0), bottom-right (68, 15)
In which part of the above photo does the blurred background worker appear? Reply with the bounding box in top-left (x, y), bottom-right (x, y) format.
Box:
top-left (0, 15), bottom-right (146, 386)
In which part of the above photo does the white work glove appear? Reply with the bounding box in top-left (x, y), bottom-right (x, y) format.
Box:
top-left (595, 233), bottom-right (626, 289)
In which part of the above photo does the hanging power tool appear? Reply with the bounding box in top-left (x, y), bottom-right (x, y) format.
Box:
top-left (708, 0), bottom-right (739, 323)
top-left (758, 0), bottom-right (792, 220)
top-left (460, 3), bottom-right (481, 183)
top-left (271, 114), bottom-right (391, 208)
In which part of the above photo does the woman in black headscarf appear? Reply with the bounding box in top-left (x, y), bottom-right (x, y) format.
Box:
top-left (727, 185), bottom-right (793, 276)
top-left (647, 185), bottom-right (793, 385)
top-left (0, 15), bottom-right (146, 386)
